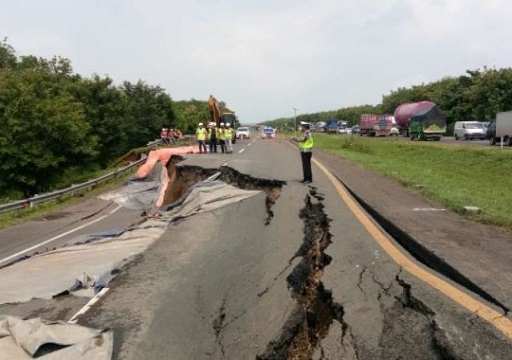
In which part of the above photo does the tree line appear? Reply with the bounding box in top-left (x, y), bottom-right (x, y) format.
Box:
top-left (0, 40), bottom-right (231, 198)
top-left (265, 67), bottom-right (512, 132)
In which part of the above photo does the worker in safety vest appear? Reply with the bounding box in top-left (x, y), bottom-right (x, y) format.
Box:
top-left (196, 122), bottom-right (208, 154)
top-left (208, 122), bottom-right (218, 153)
top-left (292, 121), bottom-right (314, 183)
top-left (224, 123), bottom-right (234, 154)
top-left (218, 122), bottom-right (226, 153)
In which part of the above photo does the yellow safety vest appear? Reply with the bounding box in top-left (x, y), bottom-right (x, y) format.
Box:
top-left (224, 129), bottom-right (233, 139)
top-left (196, 128), bottom-right (207, 141)
top-left (299, 131), bottom-right (313, 152)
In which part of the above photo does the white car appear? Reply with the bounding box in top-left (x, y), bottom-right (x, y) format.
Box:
top-left (236, 127), bottom-right (251, 139)
top-left (337, 127), bottom-right (348, 134)
top-left (389, 125), bottom-right (399, 136)
top-left (261, 127), bottom-right (276, 139)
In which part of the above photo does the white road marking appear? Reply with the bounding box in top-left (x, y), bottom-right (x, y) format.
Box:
top-left (0, 205), bottom-right (122, 265)
top-left (413, 207), bottom-right (446, 211)
top-left (239, 148), bottom-right (245, 154)
top-left (248, 143), bottom-right (252, 147)
top-left (68, 287), bottom-right (110, 323)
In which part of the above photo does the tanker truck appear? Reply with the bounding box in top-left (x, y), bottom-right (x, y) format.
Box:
top-left (394, 101), bottom-right (446, 140)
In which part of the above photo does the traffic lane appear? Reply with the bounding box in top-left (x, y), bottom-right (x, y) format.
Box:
top-left (226, 135), bottom-right (303, 182)
top-left (81, 187), bottom-right (308, 359)
top-left (179, 135), bottom-right (303, 184)
top-left (0, 198), bottom-right (143, 266)
top-left (311, 158), bottom-right (512, 358)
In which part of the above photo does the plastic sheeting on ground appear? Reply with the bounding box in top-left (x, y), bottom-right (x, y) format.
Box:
top-left (99, 146), bottom-right (197, 213)
top-left (0, 222), bottom-right (166, 304)
top-left (0, 181), bottom-right (261, 305)
top-left (0, 315), bottom-right (112, 359)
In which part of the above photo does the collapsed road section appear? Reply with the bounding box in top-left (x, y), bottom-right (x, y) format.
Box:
top-left (159, 161), bottom-right (284, 225)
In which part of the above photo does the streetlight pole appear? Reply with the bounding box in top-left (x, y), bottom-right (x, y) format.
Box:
top-left (293, 107), bottom-right (298, 137)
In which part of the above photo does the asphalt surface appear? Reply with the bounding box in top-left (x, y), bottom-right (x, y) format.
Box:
top-left (1, 134), bottom-right (512, 359)
top-left (83, 136), bottom-right (512, 358)
top-left (0, 199), bottom-right (142, 267)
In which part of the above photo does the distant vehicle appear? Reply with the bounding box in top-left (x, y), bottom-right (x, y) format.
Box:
top-left (481, 121), bottom-right (490, 131)
top-left (337, 126), bottom-right (348, 134)
top-left (261, 127), bottom-right (276, 139)
top-left (486, 111), bottom-right (512, 145)
top-left (326, 120), bottom-right (339, 134)
top-left (315, 122), bottom-right (327, 133)
top-left (453, 121), bottom-right (486, 140)
top-left (236, 126), bottom-right (251, 139)
top-left (394, 101), bottom-right (446, 140)
top-left (351, 125), bottom-right (360, 135)
top-left (359, 114), bottom-right (393, 136)
top-left (389, 124), bottom-right (399, 136)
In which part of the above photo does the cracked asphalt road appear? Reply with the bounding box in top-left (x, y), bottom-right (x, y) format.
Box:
top-left (3, 135), bottom-right (512, 359)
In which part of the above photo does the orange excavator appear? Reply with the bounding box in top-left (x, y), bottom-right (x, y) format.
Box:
top-left (208, 95), bottom-right (222, 127)
top-left (208, 94), bottom-right (238, 128)
top-left (208, 95), bottom-right (238, 142)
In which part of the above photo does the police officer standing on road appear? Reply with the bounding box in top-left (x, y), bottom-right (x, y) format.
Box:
top-left (293, 121), bottom-right (314, 183)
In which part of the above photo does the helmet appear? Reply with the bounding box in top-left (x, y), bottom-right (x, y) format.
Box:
top-left (198, 122), bottom-right (203, 126)
top-left (226, 123), bottom-right (231, 127)
top-left (220, 122), bottom-right (225, 126)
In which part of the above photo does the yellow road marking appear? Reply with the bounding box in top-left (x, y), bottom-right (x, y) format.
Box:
top-left (312, 157), bottom-right (512, 340)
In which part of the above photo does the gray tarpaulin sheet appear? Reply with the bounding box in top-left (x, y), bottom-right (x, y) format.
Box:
top-left (0, 315), bottom-right (112, 359)
top-left (0, 181), bottom-right (260, 305)
top-left (98, 159), bottom-right (164, 212)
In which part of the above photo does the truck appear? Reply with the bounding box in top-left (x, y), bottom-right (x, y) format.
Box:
top-left (326, 119), bottom-right (339, 134)
top-left (359, 114), bottom-right (393, 136)
top-left (486, 111), bottom-right (512, 146)
top-left (393, 101), bottom-right (446, 140)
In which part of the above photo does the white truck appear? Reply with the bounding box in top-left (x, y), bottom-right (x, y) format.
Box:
top-left (487, 111), bottom-right (512, 146)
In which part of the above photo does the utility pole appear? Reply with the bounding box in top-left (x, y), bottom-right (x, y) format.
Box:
top-left (293, 107), bottom-right (298, 137)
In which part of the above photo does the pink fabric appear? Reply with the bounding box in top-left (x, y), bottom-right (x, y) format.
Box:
top-left (137, 146), bottom-right (197, 208)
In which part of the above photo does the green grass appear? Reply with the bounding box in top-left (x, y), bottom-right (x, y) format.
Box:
top-left (313, 134), bottom-right (512, 230)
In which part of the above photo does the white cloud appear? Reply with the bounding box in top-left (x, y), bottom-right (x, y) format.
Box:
top-left (2, 0), bottom-right (512, 122)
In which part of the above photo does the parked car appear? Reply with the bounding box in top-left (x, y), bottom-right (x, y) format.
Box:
top-left (261, 127), bottom-right (276, 139)
top-left (337, 126), bottom-right (348, 134)
top-left (454, 121), bottom-right (486, 140)
top-left (351, 125), bottom-right (360, 135)
top-left (236, 126), bottom-right (251, 139)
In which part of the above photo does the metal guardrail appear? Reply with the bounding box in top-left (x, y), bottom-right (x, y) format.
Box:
top-left (0, 139), bottom-right (164, 215)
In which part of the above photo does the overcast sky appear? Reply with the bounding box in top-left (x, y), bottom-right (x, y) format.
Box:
top-left (2, 0), bottom-right (512, 123)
